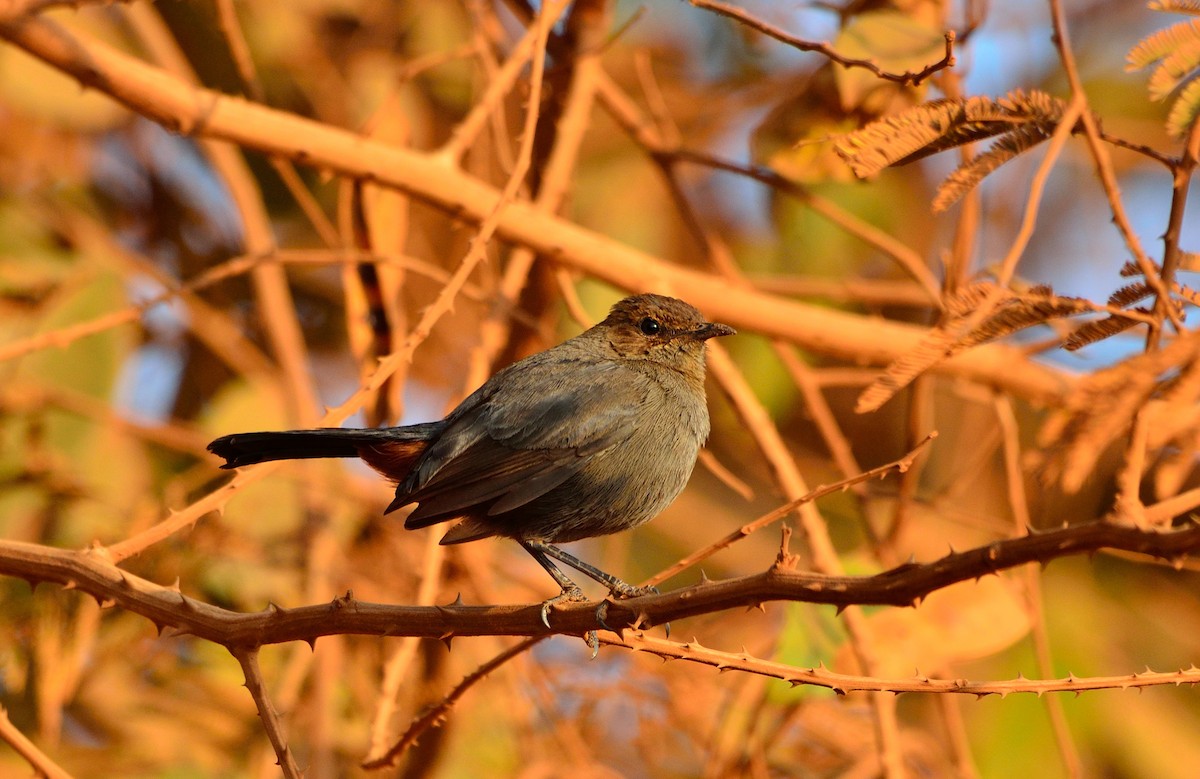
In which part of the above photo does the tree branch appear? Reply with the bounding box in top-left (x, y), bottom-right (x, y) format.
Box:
top-left (2, 521), bottom-right (1196, 649)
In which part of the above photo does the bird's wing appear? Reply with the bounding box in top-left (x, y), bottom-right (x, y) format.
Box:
top-left (397, 356), bottom-right (648, 528)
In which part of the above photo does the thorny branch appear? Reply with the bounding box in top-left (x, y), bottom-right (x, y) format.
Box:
top-left (1, 520), bottom-right (1197, 649)
top-left (233, 648), bottom-right (302, 779)
top-left (602, 633), bottom-right (1200, 696)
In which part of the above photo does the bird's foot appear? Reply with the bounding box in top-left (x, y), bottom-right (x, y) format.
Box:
top-left (598, 583), bottom-right (669, 639)
top-left (539, 584), bottom-right (588, 629)
top-left (606, 582), bottom-right (659, 600)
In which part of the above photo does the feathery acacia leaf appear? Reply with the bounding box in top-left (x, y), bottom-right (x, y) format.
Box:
top-left (1127, 19), bottom-right (1200, 72)
top-left (1063, 314), bottom-right (1142, 351)
top-left (1127, 13), bottom-right (1200, 137)
top-left (932, 123), bottom-right (1053, 212)
top-left (835, 90), bottom-right (1067, 178)
top-left (943, 281), bottom-right (999, 316)
top-left (857, 283), bottom-right (1096, 412)
top-left (1174, 281), bottom-right (1200, 306)
top-left (1149, 1), bottom-right (1200, 17)
top-left (1166, 75), bottom-right (1200, 136)
top-left (1120, 260), bottom-right (1150, 277)
top-left (1107, 282), bottom-right (1154, 307)
top-left (960, 290), bottom-right (1094, 349)
top-left (1147, 39), bottom-right (1200, 99)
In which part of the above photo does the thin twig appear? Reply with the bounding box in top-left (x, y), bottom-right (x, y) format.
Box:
top-left (1047, 0), bottom-right (1179, 331)
top-left (644, 434), bottom-right (936, 587)
top-left (0, 705), bottom-right (74, 779)
top-left (994, 396), bottom-right (1082, 777)
top-left (362, 637), bottom-right (544, 769)
top-left (689, 0), bottom-right (955, 86)
top-left (436, 15), bottom-right (547, 163)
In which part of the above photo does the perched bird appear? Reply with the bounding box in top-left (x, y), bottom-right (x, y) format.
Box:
top-left (209, 294), bottom-right (733, 633)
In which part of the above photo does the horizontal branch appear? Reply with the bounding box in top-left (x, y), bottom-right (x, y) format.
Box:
top-left (0, 13), bottom-right (1070, 406)
top-left (0, 521), bottom-right (1195, 648)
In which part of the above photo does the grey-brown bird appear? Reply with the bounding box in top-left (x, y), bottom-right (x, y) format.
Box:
top-left (208, 294), bottom-right (733, 630)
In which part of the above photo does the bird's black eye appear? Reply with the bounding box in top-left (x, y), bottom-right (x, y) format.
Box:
top-left (639, 317), bottom-right (661, 336)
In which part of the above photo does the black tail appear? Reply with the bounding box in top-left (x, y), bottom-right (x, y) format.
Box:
top-left (207, 424), bottom-right (442, 470)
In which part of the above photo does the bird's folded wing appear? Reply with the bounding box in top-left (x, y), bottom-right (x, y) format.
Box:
top-left (399, 359), bottom-right (650, 527)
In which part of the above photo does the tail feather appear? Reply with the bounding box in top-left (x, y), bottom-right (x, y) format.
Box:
top-left (207, 424), bottom-right (442, 477)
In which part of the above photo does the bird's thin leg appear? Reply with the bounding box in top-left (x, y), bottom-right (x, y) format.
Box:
top-left (529, 541), bottom-right (658, 599)
top-left (519, 541), bottom-right (588, 629)
top-left (522, 541), bottom-right (666, 653)
top-left (536, 541), bottom-right (667, 637)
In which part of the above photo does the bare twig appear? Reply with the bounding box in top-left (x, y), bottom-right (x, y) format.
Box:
top-left (689, 0), bottom-right (955, 86)
top-left (1047, 0), bottom-right (1179, 331)
top-left (646, 434), bottom-right (938, 587)
top-left (994, 396), bottom-right (1082, 777)
top-left (362, 637), bottom-right (543, 769)
top-left (0, 705), bottom-right (74, 779)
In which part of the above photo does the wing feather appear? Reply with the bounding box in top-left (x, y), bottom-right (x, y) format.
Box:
top-left (396, 353), bottom-right (647, 528)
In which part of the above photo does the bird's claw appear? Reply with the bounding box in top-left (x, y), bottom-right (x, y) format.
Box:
top-left (594, 600), bottom-right (614, 633)
top-left (542, 583), bottom-right (666, 656)
top-left (539, 584), bottom-right (587, 629)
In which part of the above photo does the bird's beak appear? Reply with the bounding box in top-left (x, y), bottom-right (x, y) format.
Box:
top-left (693, 322), bottom-right (736, 340)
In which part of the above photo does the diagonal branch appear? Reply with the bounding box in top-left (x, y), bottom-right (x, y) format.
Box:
top-left (0, 12), bottom-right (1069, 406)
